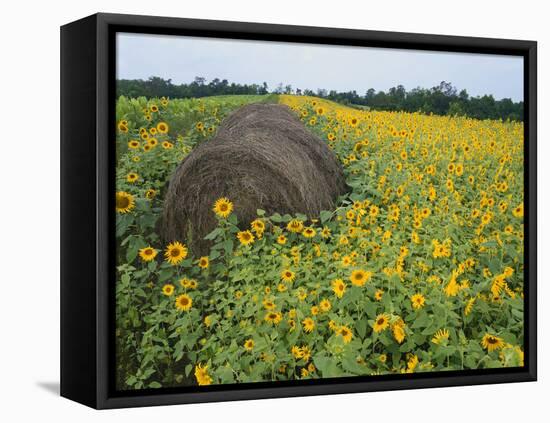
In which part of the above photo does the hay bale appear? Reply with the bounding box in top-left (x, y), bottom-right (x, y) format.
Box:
top-left (161, 103), bottom-right (349, 255)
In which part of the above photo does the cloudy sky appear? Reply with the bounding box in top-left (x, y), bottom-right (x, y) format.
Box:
top-left (116, 33), bottom-right (524, 101)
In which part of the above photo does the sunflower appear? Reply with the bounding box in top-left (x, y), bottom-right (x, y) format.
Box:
top-left (138, 246), bottom-right (157, 262)
top-left (350, 269), bottom-right (371, 287)
top-left (411, 293), bottom-right (426, 310)
top-left (291, 345), bottom-right (303, 359)
top-left (157, 122), bottom-right (169, 134)
top-left (481, 333), bottom-right (505, 352)
top-left (341, 255), bottom-right (352, 266)
top-left (369, 205), bottom-right (379, 217)
top-left (115, 191), bottom-right (135, 213)
top-left (237, 230), bottom-right (255, 246)
top-left (316, 106), bottom-right (325, 115)
top-left (145, 188), bottom-right (156, 200)
top-left (302, 317), bottom-right (315, 333)
top-left (373, 313), bottom-right (390, 333)
top-left (262, 299), bottom-right (276, 310)
top-left (164, 241), bottom-right (188, 265)
top-left (162, 284), bottom-right (175, 296)
top-left (117, 121), bottom-right (128, 133)
top-left (321, 226), bottom-right (331, 238)
top-left (301, 345), bottom-right (312, 361)
top-left (392, 319), bottom-right (406, 343)
top-left (276, 235), bottom-right (287, 245)
top-left (264, 311), bottom-right (282, 325)
top-left (128, 140), bottom-right (140, 149)
top-left (213, 197), bottom-right (233, 218)
top-left (243, 339), bottom-right (255, 351)
top-left (175, 294), bottom-right (192, 311)
top-left (149, 104), bottom-right (159, 113)
top-left (281, 269), bottom-right (295, 283)
top-left (302, 227), bottom-right (316, 238)
top-left (431, 328), bottom-right (450, 345)
top-left (126, 172), bottom-right (139, 183)
top-left (338, 325), bottom-right (353, 344)
top-left (162, 141), bottom-right (173, 149)
top-left (147, 138), bottom-right (158, 147)
top-left (198, 256), bottom-right (209, 269)
top-left (512, 203), bottom-right (524, 217)
top-left (287, 219), bottom-right (304, 233)
top-left (196, 121), bottom-right (204, 131)
top-left (251, 219), bottom-right (265, 234)
top-left (194, 363), bottom-right (212, 386)
top-left (331, 279), bottom-right (346, 298)
top-left (465, 297), bottom-right (475, 316)
top-left (374, 289), bottom-right (384, 301)
top-left (319, 298), bottom-right (331, 312)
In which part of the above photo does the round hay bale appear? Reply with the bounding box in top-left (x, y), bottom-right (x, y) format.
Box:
top-left (161, 103), bottom-right (349, 255)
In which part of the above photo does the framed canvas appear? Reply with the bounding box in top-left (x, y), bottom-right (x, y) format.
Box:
top-left (60, 13), bottom-right (537, 409)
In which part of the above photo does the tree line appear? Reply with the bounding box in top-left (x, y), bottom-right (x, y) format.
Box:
top-left (117, 77), bottom-right (523, 121)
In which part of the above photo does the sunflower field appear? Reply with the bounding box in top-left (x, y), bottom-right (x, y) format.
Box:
top-left (115, 93), bottom-right (524, 390)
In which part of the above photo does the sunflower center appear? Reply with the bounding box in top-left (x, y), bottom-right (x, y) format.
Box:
top-left (171, 248), bottom-right (181, 257)
top-left (377, 318), bottom-right (385, 325)
top-left (180, 298), bottom-right (189, 305)
top-left (117, 196), bottom-right (129, 208)
top-left (487, 337), bottom-right (497, 344)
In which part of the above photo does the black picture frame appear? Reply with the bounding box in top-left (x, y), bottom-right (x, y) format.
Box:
top-left (60, 12), bottom-right (537, 409)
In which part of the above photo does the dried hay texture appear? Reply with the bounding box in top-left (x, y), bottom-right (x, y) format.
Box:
top-left (161, 103), bottom-right (349, 255)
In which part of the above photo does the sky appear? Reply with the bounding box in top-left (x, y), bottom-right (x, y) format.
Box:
top-left (116, 33), bottom-right (524, 102)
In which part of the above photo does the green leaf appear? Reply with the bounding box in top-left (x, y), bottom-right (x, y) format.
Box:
top-left (320, 210), bottom-right (332, 224)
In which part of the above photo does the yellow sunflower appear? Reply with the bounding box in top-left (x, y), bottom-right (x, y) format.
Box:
top-left (302, 317), bottom-right (315, 333)
top-left (331, 279), bottom-right (346, 298)
top-left (162, 284), bottom-right (175, 296)
top-left (373, 313), bottom-right (390, 333)
top-left (338, 325), bottom-right (353, 344)
top-left (237, 230), bottom-right (255, 246)
top-left (481, 333), bottom-right (505, 352)
top-left (281, 269), bottom-right (295, 283)
top-left (138, 246), bottom-right (157, 262)
top-left (115, 191), bottom-right (135, 213)
top-left (194, 363), bottom-right (212, 386)
top-left (319, 298), bottom-right (331, 312)
top-left (302, 227), bottom-right (316, 238)
top-left (287, 219), bottom-right (304, 233)
top-left (264, 311), bottom-right (282, 325)
top-left (126, 172), bottom-right (139, 183)
top-left (157, 122), bottom-right (169, 134)
top-left (128, 140), bottom-right (140, 149)
top-left (213, 197), bottom-right (233, 218)
top-left (411, 293), bottom-right (426, 310)
top-left (175, 294), bottom-right (192, 311)
top-left (251, 219), bottom-right (265, 234)
top-left (243, 339), bottom-right (255, 351)
top-left (432, 328), bottom-right (450, 345)
top-left (164, 241), bottom-right (188, 265)
top-left (198, 256), bottom-right (209, 269)
top-left (350, 269), bottom-right (372, 287)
